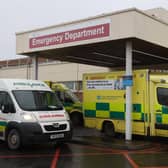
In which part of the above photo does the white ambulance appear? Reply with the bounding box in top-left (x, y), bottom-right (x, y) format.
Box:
top-left (0, 79), bottom-right (72, 150)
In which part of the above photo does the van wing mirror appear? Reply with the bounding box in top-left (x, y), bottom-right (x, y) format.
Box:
top-left (1, 104), bottom-right (15, 113)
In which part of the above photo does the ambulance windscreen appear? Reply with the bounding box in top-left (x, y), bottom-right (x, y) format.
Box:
top-left (12, 90), bottom-right (63, 111)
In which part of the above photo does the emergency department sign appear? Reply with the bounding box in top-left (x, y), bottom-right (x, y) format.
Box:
top-left (29, 20), bottom-right (110, 49)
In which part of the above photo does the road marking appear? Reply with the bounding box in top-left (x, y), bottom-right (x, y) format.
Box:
top-left (123, 153), bottom-right (139, 168)
top-left (0, 143), bottom-right (167, 168)
top-left (50, 148), bottom-right (60, 168)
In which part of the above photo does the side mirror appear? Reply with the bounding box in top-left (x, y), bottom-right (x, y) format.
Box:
top-left (1, 104), bottom-right (15, 113)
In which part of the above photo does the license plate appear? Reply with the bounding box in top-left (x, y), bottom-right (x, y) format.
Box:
top-left (50, 133), bottom-right (64, 139)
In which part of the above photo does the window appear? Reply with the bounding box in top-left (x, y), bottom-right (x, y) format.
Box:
top-left (157, 87), bottom-right (168, 106)
top-left (13, 90), bottom-right (63, 111)
top-left (0, 91), bottom-right (15, 113)
top-left (55, 90), bottom-right (79, 104)
top-left (63, 82), bottom-right (74, 90)
top-left (60, 81), bottom-right (82, 91)
top-left (0, 92), bottom-right (13, 106)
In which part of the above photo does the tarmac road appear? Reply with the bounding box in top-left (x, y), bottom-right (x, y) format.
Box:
top-left (0, 127), bottom-right (167, 168)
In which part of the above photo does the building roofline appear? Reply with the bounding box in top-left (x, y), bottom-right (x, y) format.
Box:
top-left (16, 7), bottom-right (168, 35)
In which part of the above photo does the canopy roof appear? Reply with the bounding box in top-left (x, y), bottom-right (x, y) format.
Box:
top-left (16, 8), bottom-right (168, 68)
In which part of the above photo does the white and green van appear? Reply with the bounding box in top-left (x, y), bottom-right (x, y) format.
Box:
top-left (0, 79), bottom-right (72, 150)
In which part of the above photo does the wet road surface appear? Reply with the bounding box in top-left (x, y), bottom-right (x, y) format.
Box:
top-left (0, 139), bottom-right (168, 168)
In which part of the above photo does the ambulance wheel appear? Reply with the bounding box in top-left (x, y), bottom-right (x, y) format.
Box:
top-left (7, 129), bottom-right (22, 150)
top-left (70, 112), bottom-right (84, 127)
top-left (103, 122), bottom-right (115, 137)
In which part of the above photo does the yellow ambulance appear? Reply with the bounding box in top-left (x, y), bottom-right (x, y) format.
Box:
top-left (83, 69), bottom-right (168, 137)
top-left (45, 81), bottom-right (83, 126)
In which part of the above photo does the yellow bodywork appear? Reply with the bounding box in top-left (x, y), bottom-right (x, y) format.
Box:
top-left (83, 69), bottom-right (168, 137)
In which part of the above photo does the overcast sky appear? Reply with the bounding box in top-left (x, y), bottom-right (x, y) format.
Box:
top-left (0, 0), bottom-right (168, 61)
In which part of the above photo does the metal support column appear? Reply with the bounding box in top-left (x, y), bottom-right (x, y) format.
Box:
top-left (125, 41), bottom-right (133, 141)
top-left (32, 56), bottom-right (38, 80)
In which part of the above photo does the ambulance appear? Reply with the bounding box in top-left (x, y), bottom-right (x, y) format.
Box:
top-left (0, 79), bottom-right (72, 150)
top-left (83, 69), bottom-right (168, 138)
top-left (45, 81), bottom-right (83, 126)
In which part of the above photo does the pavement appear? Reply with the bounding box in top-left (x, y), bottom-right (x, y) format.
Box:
top-left (71, 127), bottom-right (152, 150)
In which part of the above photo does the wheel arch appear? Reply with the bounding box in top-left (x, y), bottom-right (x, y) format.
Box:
top-left (69, 109), bottom-right (82, 114)
top-left (102, 120), bottom-right (114, 132)
top-left (70, 111), bottom-right (84, 126)
top-left (102, 120), bottom-right (115, 137)
top-left (5, 122), bottom-right (22, 140)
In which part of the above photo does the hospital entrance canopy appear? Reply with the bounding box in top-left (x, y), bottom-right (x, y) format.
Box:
top-left (16, 8), bottom-right (168, 68)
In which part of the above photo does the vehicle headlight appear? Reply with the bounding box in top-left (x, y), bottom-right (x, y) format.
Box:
top-left (21, 113), bottom-right (37, 122)
top-left (65, 112), bottom-right (70, 121)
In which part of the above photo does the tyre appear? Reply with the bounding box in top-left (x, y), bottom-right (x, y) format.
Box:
top-left (70, 112), bottom-right (84, 127)
top-left (104, 122), bottom-right (115, 137)
top-left (7, 129), bottom-right (22, 150)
